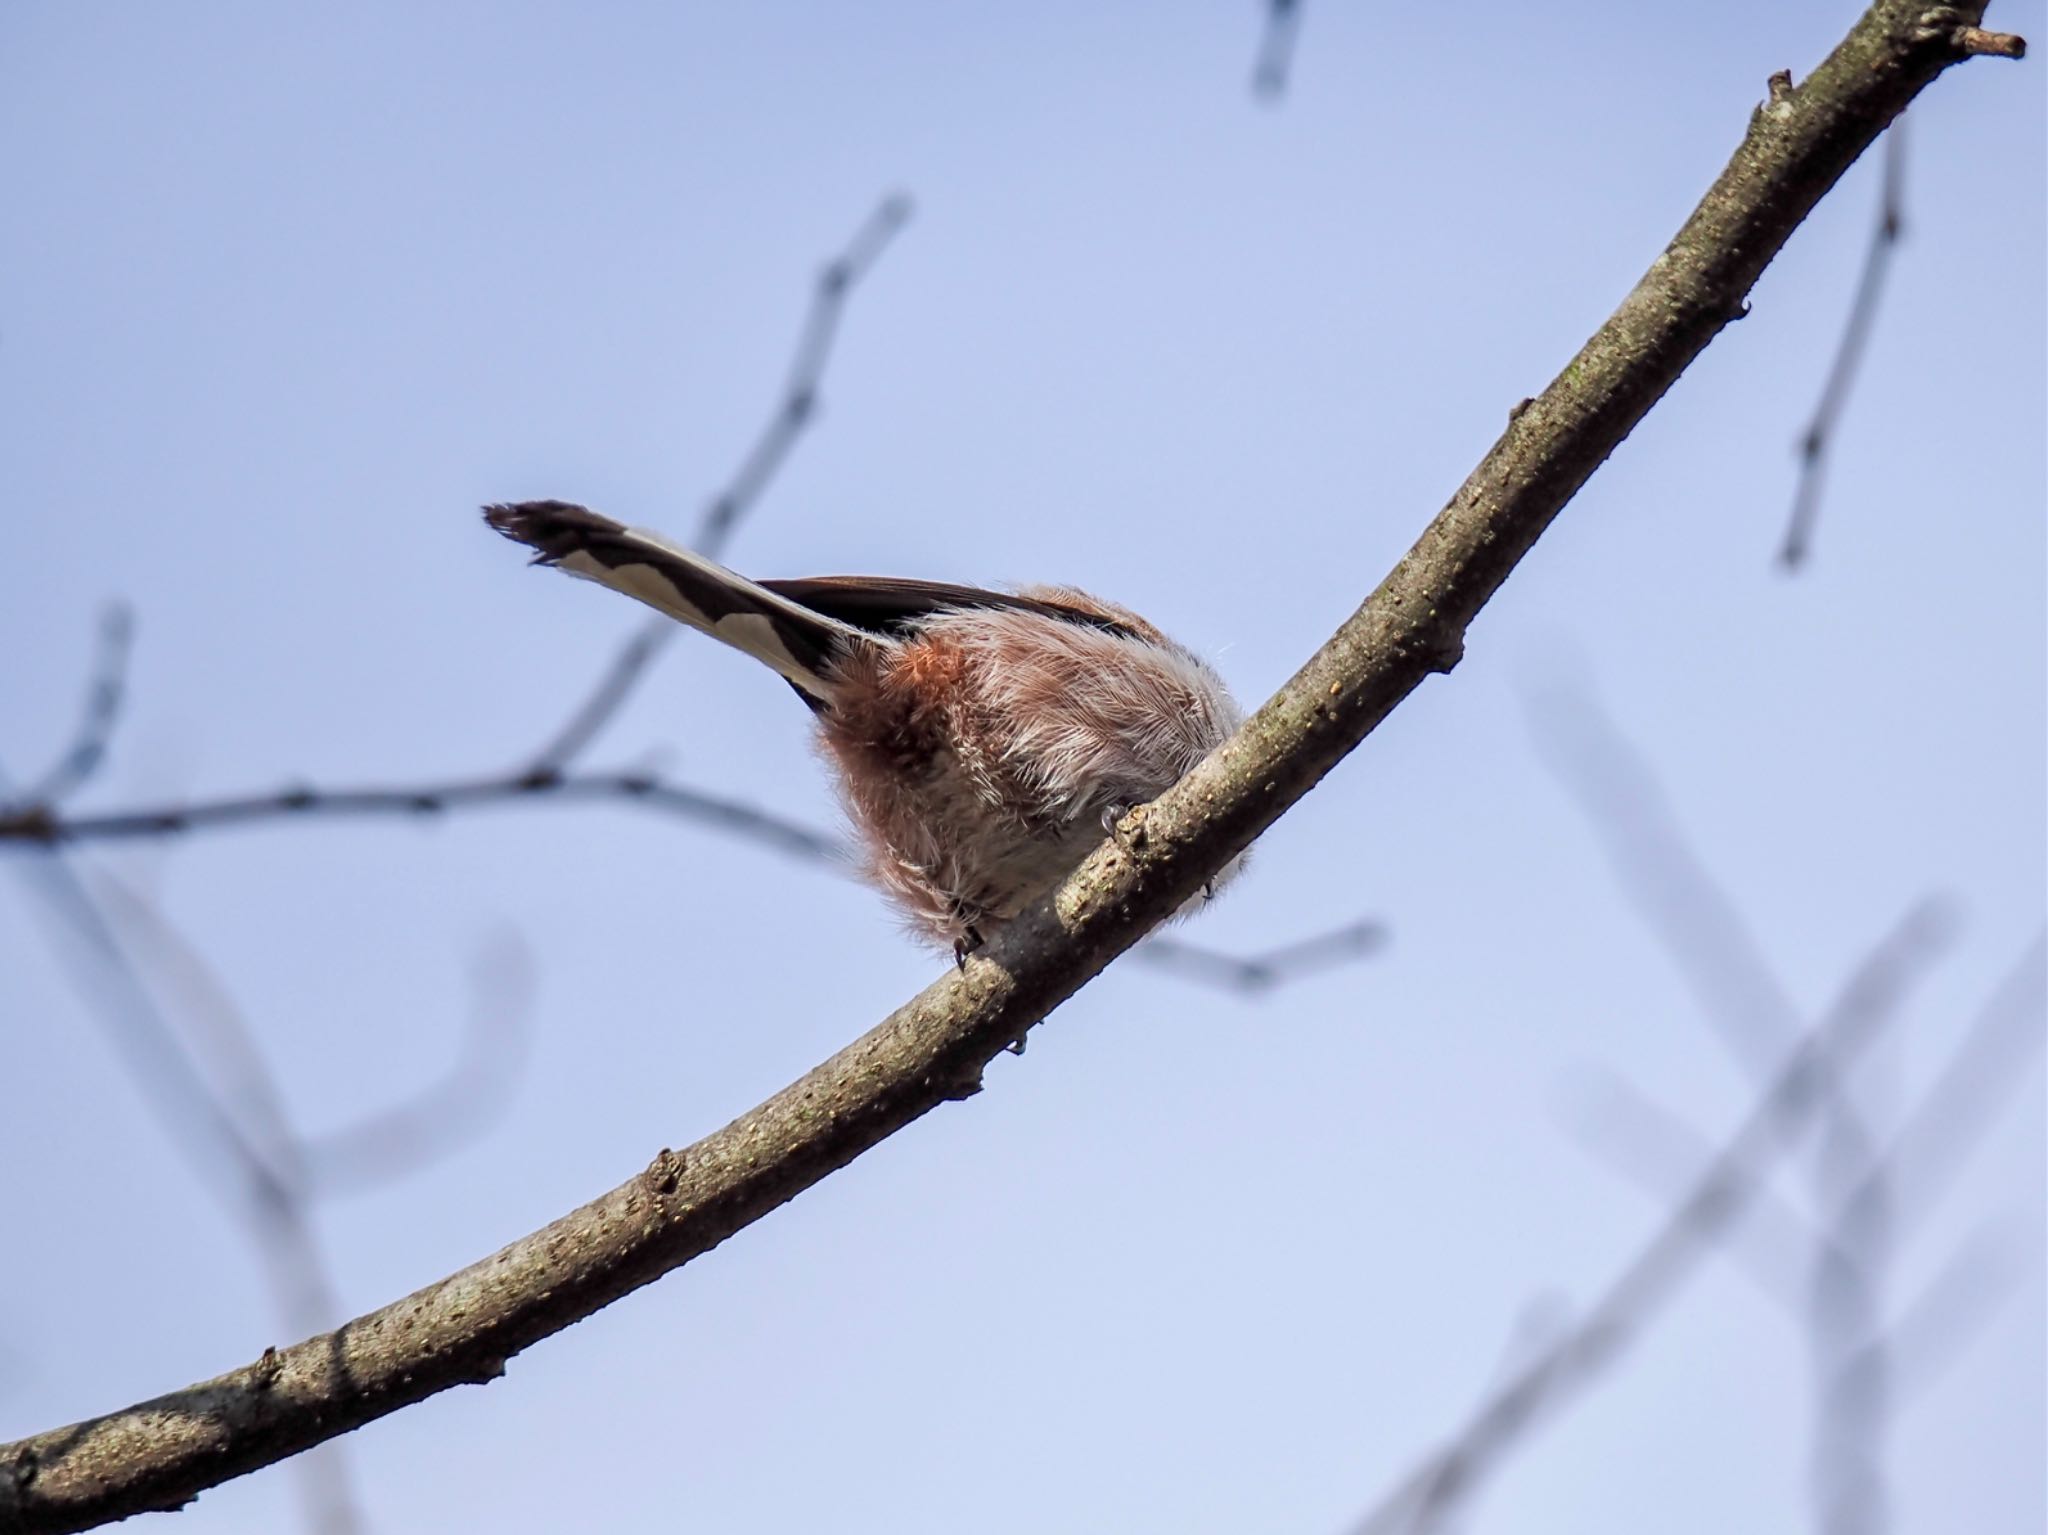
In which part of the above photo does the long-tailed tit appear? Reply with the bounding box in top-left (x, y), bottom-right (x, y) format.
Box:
top-left (484, 501), bottom-right (1246, 960)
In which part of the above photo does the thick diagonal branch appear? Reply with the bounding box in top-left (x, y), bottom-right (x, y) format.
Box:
top-left (0, 4), bottom-right (2018, 1530)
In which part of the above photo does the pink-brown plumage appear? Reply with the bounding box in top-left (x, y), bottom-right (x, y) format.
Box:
top-left (820, 591), bottom-right (1243, 946)
top-left (483, 501), bottom-right (1245, 953)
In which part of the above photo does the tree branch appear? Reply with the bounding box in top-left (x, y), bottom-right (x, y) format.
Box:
top-left (0, 5), bottom-right (2018, 1528)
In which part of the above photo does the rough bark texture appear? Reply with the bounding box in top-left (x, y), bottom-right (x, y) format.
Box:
top-left (0, 4), bottom-right (2020, 1530)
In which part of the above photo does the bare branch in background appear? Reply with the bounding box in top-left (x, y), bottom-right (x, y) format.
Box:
top-left (1, 8), bottom-right (2021, 1524)
top-left (1132, 916), bottom-right (1386, 994)
top-left (1778, 124), bottom-right (1905, 570)
top-left (526, 192), bottom-right (914, 774)
top-left (695, 193), bottom-right (913, 560)
top-left (19, 605), bottom-right (132, 808)
top-left (1885, 1219), bottom-right (2031, 1407)
top-left (1530, 678), bottom-right (1903, 1534)
top-left (0, 766), bottom-right (849, 867)
top-left (1866, 931), bottom-right (2048, 1223)
top-left (6, 797), bottom-right (537, 1533)
top-left (1564, 1067), bottom-right (1815, 1307)
top-left (1525, 684), bottom-right (1803, 1075)
top-left (1349, 904), bottom-right (1953, 1535)
top-left (1531, 682), bottom-right (2044, 1535)
top-left (0, 761), bottom-right (1383, 996)
top-left (11, 852), bottom-right (365, 1535)
top-left (1566, 942), bottom-right (2044, 1430)
top-left (1251, 0), bottom-right (1305, 102)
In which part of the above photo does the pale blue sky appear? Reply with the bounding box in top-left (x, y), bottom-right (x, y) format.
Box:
top-left (3, 4), bottom-right (2042, 1532)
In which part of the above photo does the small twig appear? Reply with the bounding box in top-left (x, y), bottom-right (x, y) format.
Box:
top-left (526, 192), bottom-right (913, 774)
top-left (696, 193), bottom-right (913, 559)
top-left (1778, 124), bottom-right (1905, 570)
top-left (1251, 0), bottom-right (1305, 102)
top-left (1351, 904), bottom-right (1951, 1535)
top-left (1132, 916), bottom-right (1386, 994)
top-left (17, 604), bottom-right (133, 808)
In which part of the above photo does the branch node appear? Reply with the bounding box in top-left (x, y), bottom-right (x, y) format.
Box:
top-left (0, 806), bottom-right (57, 843)
top-left (940, 1070), bottom-right (986, 1100)
top-left (647, 1146), bottom-right (686, 1196)
top-left (1767, 69), bottom-right (1796, 104)
top-left (1114, 804), bottom-right (1150, 849)
top-left (251, 1345), bottom-right (283, 1392)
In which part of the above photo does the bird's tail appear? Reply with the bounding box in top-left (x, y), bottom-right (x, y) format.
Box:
top-left (482, 500), bottom-right (875, 702)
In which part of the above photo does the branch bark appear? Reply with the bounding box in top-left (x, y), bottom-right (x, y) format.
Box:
top-left (0, 4), bottom-right (2019, 1529)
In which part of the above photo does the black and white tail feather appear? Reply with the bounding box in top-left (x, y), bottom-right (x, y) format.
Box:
top-left (484, 499), bottom-right (1156, 701)
top-left (482, 500), bottom-right (879, 703)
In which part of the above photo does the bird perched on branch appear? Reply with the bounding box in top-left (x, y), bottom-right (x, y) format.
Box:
top-left (484, 501), bottom-right (1246, 961)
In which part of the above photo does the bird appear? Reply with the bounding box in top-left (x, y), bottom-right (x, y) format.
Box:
top-left (483, 500), bottom-right (1246, 962)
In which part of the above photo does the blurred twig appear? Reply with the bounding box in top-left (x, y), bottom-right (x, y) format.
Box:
top-left (1863, 931), bottom-right (2047, 1223)
top-left (12, 850), bottom-right (366, 1535)
top-left (1251, 0), bottom-right (1305, 101)
top-left (1132, 916), bottom-right (1385, 994)
top-left (21, 605), bottom-right (132, 807)
top-left (1568, 938), bottom-right (2043, 1395)
top-left (93, 872), bottom-right (538, 1200)
top-left (1350, 903), bottom-right (1952, 1535)
top-left (1530, 681), bottom-right (2042, 1535)
top-left (8, 740), bottom-right (538, 1532)
top-left (526, 192), bottom-right (913, 774)
top-left (1779, 124), bottom-right (1905, 570)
